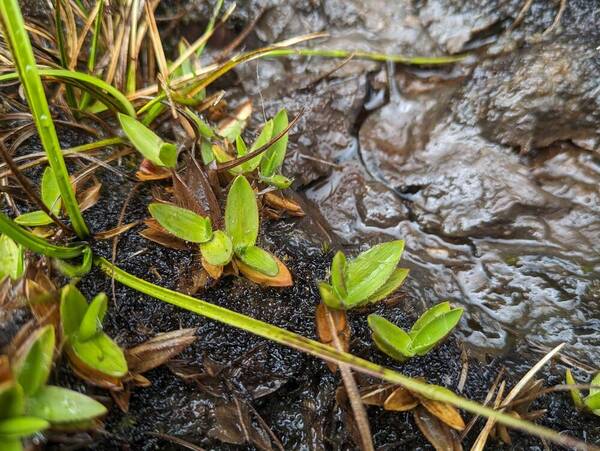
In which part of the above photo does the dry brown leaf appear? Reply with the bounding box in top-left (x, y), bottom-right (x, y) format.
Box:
top-left (202, 258), bottom-right (223, 280)
top-left (315, 302), bottom-right (349, 373)
top-left (126, 328), bottom-right (197, 375)
top-left (217, 99), bottom-right (252, 136)
top-left (263, 192), bottom-right (305, 217)
top-left (419, 398), bottom-right (466, 431)
top-left (140, 227), bottom-right (189, 250)
top-left (414, 406), bottom-right (463, 451)
top-left (77, 182), bottom-right (102, 212)
top-left (0, 356), bottom-right (11, 383)
top-left (111, 387), bottom-right (131, 413)
top-left (94, 222), bottom-right (138, 240)
top-left (384, 387), bottom-right (419, 412)
top-left (235, 255), bottom-right (292, 287)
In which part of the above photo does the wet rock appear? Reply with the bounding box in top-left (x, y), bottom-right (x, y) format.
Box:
top-left (454, 38), bottom-right (600, 150)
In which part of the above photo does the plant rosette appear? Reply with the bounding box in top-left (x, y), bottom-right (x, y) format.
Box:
top-left (148, 175), bottom-right (292, 287)
top-left (60, 285), bottom-right (128, 389)
top-left (318, 241), bottom-right (409, 310)
top-left (368, 302), bottom-right (463, 362)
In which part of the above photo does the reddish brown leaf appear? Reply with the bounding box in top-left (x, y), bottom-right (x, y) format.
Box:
top-left (235, 255), bottom-right (292, 287)
top-left (136, 159), bottom-right (172, 181)
top-left (66, 347), bottom-right (123, 390)
top-left (140, 227), bottom-right (189, 250)
top-left (360, 384), bottom-right (397, 407)
top-left (315, 302), bottom-right (349, 373)
top-left (202, 258), bottom-right (223, 280)
top-left (263, 192), bottom-right (305, 217)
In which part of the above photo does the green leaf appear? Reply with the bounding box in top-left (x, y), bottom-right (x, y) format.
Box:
top-left (0, 417), bottom-right (48, 439)
top-left (199, 230), bottom-right (233, 266)
top-left (71, 333), bottom-right (127, 378)
top-left (0, 438), bottom-right (22, 451)
top-left (26, 386), bottom-right (107, 424)
top-left (368, 314), bottom-right (414, 361)
top-left (60, 284), bottom-right (89, 338)
top-left (41, 166), bottom-right (61, 215)
top-left (225, 176), bottom-right (258, 251)
top-left (148, 203), bottom-right (213, 243)
top-left (200, 138), bottom-right (214, 165)
top-left (367, 268), bottom-right (410, 303)
top-left (13, 325), bottom-right (55, 396)
top-left (53, 247), bottom-right (93, 278)
top-left (78, 293), bottom-right (108, 342)
top-left (410, 302), bottom-right (452, 337)
top-left (260, 174), bottom-right (292, 189)
top-left (411, 308), bottom-right (463, 356)
top-left (0, 383), bottom-right (24, 420)
top-left (585, 391), bottom-right (600, 411)
top-left (0, 235), bottom-right (24, 280)
top-left (14, 211), bottom-right (53, 227)
top-left (118, 113), bottom-right (177, 168)
top-left (565, 369), bottom-right (583, 409)
top-left (589, 373), bottom-right (600, 415)
top-left (260, 109), bottom-right (288, 177)
top-left (344, 240), bottom-right (405, 307)
top-left (244, 120), bottom-right (273, 172)
top-left (235, 135), bottom-right (248, 157)
top-left (318, 282), bottom-right (343, 310)
top-left (330, 251), bottom-right (347, 299)
top-left (237, 246), bottom-right (279, 277)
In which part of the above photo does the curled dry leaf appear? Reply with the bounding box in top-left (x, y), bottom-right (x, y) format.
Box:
top-left (315, 302), bottom-right (349, 373)
top-left (94, 222), bottom-right (138, 240)
top-left (419, 397), bottom-right (466, 431)
top-left (384, 387), bottom-right (419, 412)
top-left (140, 227), bottom-right (189, 250)
top-left (263, 192), bottom-right (304, 217)
top-left (360, 384), bottom-right (397, 406)
top-left (77, 182), bottom-right (102, 212)
top-left (126, 328), bottom-right (197, 375)
top-left (235, 255), bottom-right (292, 287)
top-left (136, 159), bottom-right (172, 181)
top-left (414, 406), bottom-right (463, 451)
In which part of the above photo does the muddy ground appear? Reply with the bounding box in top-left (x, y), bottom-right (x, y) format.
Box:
top-left (2, 0), bottom-right (600, 449)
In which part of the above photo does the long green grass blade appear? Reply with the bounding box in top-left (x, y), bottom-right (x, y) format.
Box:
top-left (96, 256), bottom-right (591, 450)
top-left (0, 211), bottom-right (86, 259)
top-left (0, 69), bottom-right (136, 116)
top-left (0, 0), bottom-right (88, 238)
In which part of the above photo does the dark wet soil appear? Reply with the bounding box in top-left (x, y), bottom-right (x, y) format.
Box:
top-left (2, 0), bottom-right (600, 449)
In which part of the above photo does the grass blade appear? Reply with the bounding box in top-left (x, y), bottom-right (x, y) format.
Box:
top-left (96, 257), bottom-right (595, 451)
top-left (0, 0), bottom-right (88, 238)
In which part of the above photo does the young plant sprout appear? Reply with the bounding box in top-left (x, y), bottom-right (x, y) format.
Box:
top-left (0, 235), bottom-right (24, 280)
top-left (0, 325), bottom-right (106, 450)
top-left (60, 285), bottom-right (128, 389)
top-left (212, 109), bottom-right (292, 189)
top-left (368, 302), bottom-right (463, 362)
top-left (318, 241), bottom-right (409, 310)
top-left (118, 113), bottom-right (178, 168)
top-left (149, 175), bottom-right (292, 286)
top-left (566, 369), bottom-right (600, 415)
top-left (14, 167), bottom-right (61, 227)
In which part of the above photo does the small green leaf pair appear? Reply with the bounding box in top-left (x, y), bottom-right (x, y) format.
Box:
top-left (368, 302), bottom-right (463, 362)
top-left (566, 370), bottom-right (600, 415)
top-left (149, 175), bottom-right (291, 285)
top-left (15, 167), bottom-right (61, 227)
top-left (0, 325), bottom-right (107, 450)
top-left (213, 109), bottom-right (292, 188)
top-left (60, 285), bottom-right (128, 387)
top-left (118, 113), bottom-right (177, 168)
top-left (318, 241), bottom-right (409, 310)
top-left (0, 234), bottom-right (24, 281)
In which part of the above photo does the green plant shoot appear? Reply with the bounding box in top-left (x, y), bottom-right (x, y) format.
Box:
top-left (118, 113), bottom-right (178, 168)
top-left (0, 235), bottom-right (24, 280)
top-left (15, 167), bottom-right (61, 227)
top-left (60, 285), bottom-right (128, 382)
top-left (368, 302), bottom-right (464, 362)
top-left (567, 370), bottom-right (600, 415)
top-left (319, 241), bottom-right (409, 309)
